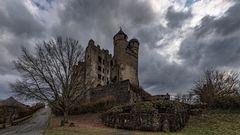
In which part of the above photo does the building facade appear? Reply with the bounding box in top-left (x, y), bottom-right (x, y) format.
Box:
top-left (83, 28), bottom-right (140, 88)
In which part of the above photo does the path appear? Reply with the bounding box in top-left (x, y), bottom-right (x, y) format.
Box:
top-left (0, 107), bottom-right (51, 135)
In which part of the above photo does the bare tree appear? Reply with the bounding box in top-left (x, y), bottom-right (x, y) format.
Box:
top-left (11, 37), bottom-right (87, 123)
top-left (192, 68), bottom-right (240, 106)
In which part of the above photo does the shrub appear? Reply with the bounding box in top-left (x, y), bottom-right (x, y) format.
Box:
top-left (213, 96), bottom-right (240, 109)
top-left (69, 96), bottom-right (117, 115)
top-left (132, 102), bottom-right (156, 112)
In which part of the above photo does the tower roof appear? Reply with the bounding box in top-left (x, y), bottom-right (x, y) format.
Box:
top-left (129, 38), bottom-right (139, 44)
top-left (113, 27), bottom-right (128, 40)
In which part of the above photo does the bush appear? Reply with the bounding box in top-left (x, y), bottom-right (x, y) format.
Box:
top-left (132, 102), bottom-right (156, 112)
top-left (69, 96), bottom-right (117, 115)
top-left (213, 96), bottom-right (240, 109)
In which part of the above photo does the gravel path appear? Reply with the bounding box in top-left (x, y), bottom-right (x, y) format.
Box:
top-left (0, 107), bottom-right (51, 135)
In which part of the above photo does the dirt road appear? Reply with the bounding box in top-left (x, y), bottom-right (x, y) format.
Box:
top-left (0, 107), bottom-right (51, 135)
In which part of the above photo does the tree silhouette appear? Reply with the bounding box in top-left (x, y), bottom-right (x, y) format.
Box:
top-left (11, 37), bottom-right (88, 123)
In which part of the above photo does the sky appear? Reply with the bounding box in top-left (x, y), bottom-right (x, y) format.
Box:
top-left (0, 0), bottom-right (240, 99)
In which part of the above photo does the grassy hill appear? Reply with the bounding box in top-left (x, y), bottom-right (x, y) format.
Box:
top-left (45, 109), bottom-right (240, 135)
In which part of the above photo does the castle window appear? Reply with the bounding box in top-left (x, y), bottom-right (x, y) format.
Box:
top-left (98, 74), bottom-right (101, 80)
top-left (103, 69), bottom-right (105, 73)
top-left (103, 60), bottom-right (105, 65)
top-left (110, 60), bottom-right (113, 66)
top-left (98, 66), bottom-right (101, 71)
top-left (102, 76), bottom-right (104, 80)
top-left (112, 76), bottom-right (117, 82)
top-left (98, 56), bottom-right (102, 63)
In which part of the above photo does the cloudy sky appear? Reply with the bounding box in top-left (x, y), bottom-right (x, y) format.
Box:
top-left (0, 0), bottom-right (240, 99)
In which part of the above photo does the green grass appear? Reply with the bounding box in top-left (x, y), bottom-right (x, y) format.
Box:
top-left (45, 110), bottom-right (240, 135)
top-left (44, 129), bottom-right (112, 135)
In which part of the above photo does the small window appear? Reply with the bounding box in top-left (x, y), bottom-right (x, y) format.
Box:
top-left (103, 60), bottom-right (105, 65)
top-left (98, 56), bottom-right (102, 63)
top-left (98, 74), bottom-right (101, 80)
top-left (112, 76), bottom-right (117, 82)
top-left (103, 69), bottom-right (105, 73)
top-left (98, 66), bottom-right (101, 71)
top-left (110, 60), bottom-right (113, 66)
top-left (102, 76), bottom-right (104, 80)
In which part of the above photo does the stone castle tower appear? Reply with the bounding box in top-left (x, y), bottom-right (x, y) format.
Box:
top-left (83, 28), bottom-right (139, 88)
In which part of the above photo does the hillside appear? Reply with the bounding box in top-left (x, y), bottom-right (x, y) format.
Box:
top-left (45, 109), bottom-right (240, 135)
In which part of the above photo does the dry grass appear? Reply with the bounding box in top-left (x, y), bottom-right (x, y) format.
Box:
top-left (45, 110), bottom-right (240, 135)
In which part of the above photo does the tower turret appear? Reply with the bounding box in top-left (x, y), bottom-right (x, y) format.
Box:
top-left (113, 27), bottom-right (128, 41)
top-left (111, 28), bottom-right (139, 86)
top-left (129, 38), bottom-right (140, 57)
top-left (113, 28), bottom-right (128, 64)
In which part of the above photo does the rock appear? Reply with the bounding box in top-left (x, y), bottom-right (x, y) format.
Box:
top-left (162, 119), bottom-right (170, 132)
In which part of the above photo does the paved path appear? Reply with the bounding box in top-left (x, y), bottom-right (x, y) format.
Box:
top-left (0, 107), bottom-right (51, 135)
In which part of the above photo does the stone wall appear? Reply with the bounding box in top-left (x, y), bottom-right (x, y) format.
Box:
top-left (102, 111), bottom-right (189, 131)
top-left (88, 80), bottom-right (142, 104)
top-left (101, 101), bottom-right (190, 132)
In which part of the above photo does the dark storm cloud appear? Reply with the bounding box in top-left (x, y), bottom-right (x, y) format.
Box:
top-left (136, 24), bottom-right (170, 49)
top-left (0, 0), bottom-right (46, 73)
top-left (136, 25), bottom-right (198, 94)
top-left (138, 42), bottom-right (199, 95)
top-left (0, 0), bottom-right (44, 37)
top-left (166, 6), bottom-right (192, 28)
top-left (179, 34), bottom-right (240, 68)
top-left (52, 0), bottom-right (156, 50)
top-left (0, 0), bottom-right (47, 97)
top-left (140, 1), bottom-right (240, 94)
top-left (195, 2), bottom-right (240, 37)
top-left (60, 0), bottom-right (155, 27)
top-left (179, 1), bottom-right (240, 70)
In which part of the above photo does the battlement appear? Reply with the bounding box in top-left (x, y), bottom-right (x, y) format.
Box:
top-left (87, 39), bottom-right (112, 56)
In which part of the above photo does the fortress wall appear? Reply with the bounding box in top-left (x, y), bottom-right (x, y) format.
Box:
top-left (88, 80), bottom-right (142, 104)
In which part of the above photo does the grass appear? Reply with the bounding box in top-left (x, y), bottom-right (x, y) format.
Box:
top-left (45, 109), bottom-right (240, 135)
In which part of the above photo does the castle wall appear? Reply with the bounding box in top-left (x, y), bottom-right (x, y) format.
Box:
top-left (88, 80), bottom-right (142, 104)
top-left (85, 40), bottom-right (112, 88)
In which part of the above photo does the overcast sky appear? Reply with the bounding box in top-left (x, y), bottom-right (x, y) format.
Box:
top-left (0, 0), bottom-right (240, 99)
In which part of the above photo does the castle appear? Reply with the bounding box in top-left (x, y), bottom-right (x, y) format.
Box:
top-left (84, 28), bottom-right (139, 88)
top-left (75, 29), bottom-right (166, 104)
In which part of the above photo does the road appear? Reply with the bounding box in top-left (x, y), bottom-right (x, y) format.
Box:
top-left (0, 107), bottom-right (51, 135)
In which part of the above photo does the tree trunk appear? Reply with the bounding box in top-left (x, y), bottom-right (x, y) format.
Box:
top-left (63, 110), bottom-right (69, 123)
